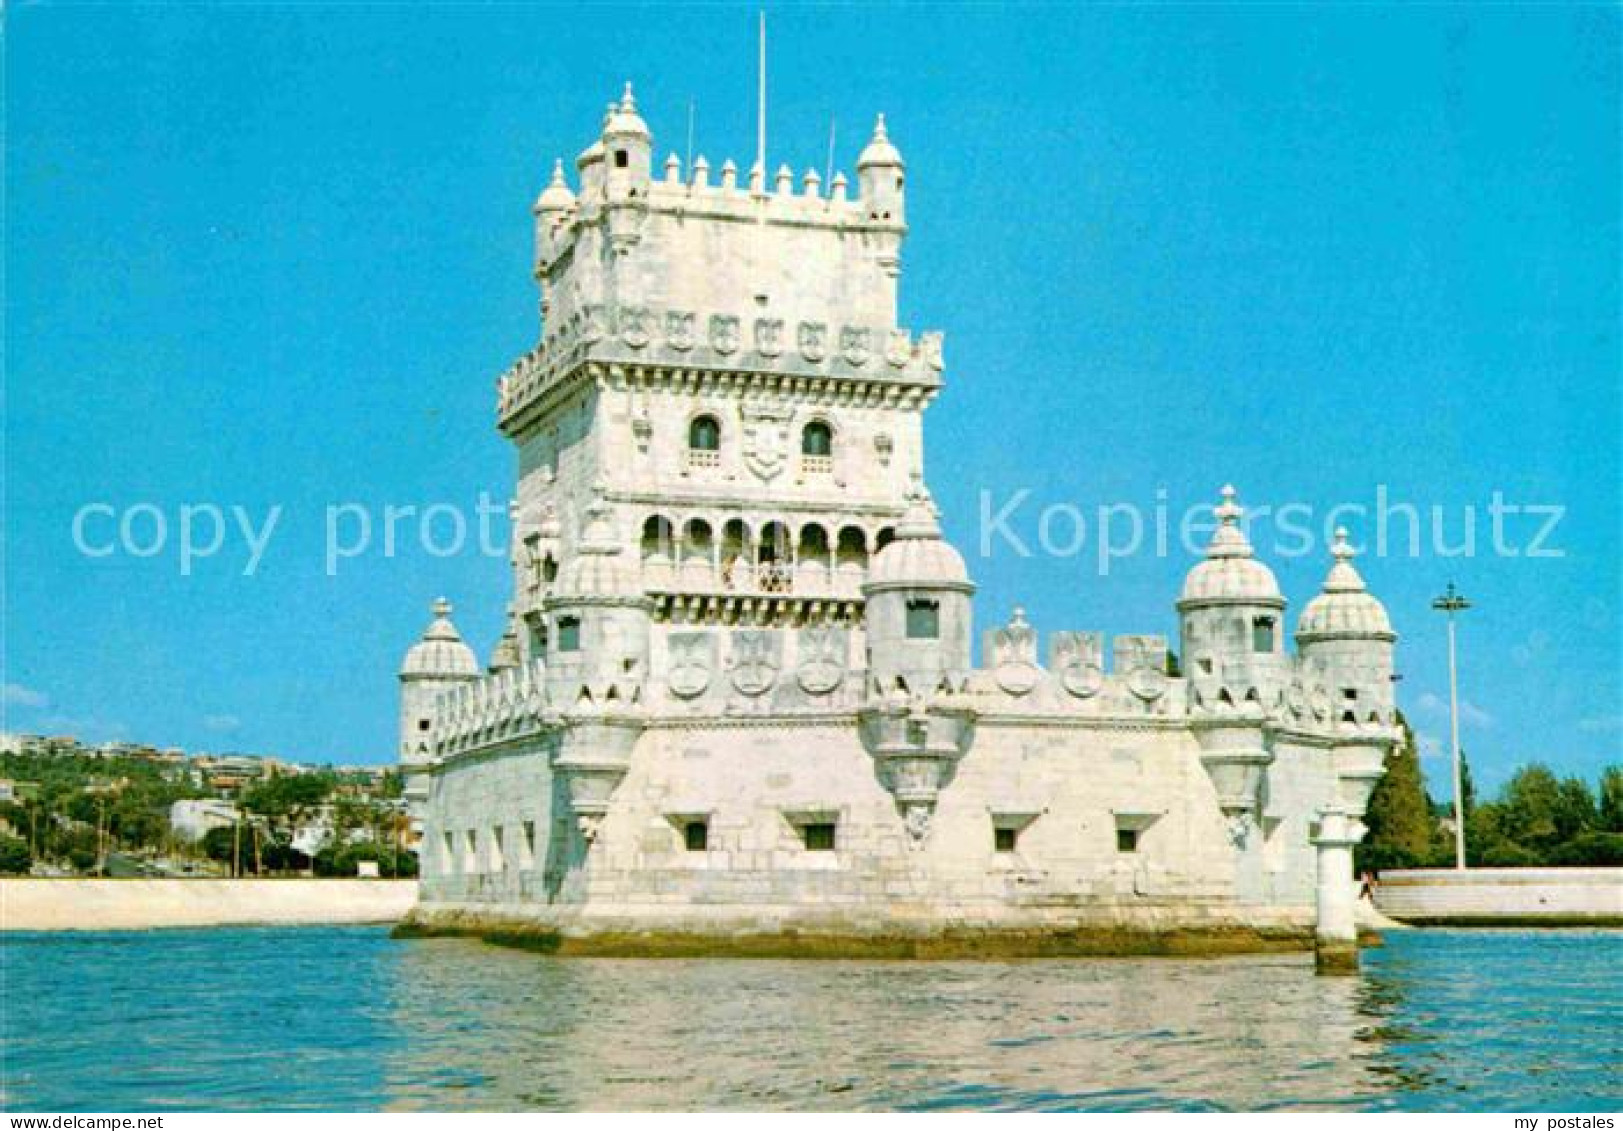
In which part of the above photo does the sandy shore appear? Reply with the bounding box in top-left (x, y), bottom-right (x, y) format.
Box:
top-left (0, 878), bottom-right (418, 931)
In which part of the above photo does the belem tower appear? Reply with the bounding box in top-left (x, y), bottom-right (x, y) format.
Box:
top-left (395, 86), bottom-right (1401, 968)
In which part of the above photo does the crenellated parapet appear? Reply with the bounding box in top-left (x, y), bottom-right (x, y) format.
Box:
top-left (432, 659), bottom-right (551, 757)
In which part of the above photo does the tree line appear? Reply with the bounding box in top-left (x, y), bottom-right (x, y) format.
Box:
top-left (1358, 716), bottom-right (1623, 871)
top-left (0, 750), bottom-right (416, 878)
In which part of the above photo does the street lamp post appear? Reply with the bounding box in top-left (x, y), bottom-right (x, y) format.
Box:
top-left (1432, 582), bottom-right (1472, 870)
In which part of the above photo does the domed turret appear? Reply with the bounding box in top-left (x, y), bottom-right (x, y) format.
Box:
top-left (400, 597), bottom-right (480, 679)
top-left (1178, 486), bottom-right (1287, 713)
top-left (398, 597), bottom-right (480, 817)
top-left (863, 485), bottom-right (974, 695)
top-left (1297, 528), bottom-right (1397, 729)
top-left (857, 114), bottom-right (906, 227)
top-left (534, 158), bottom-right (577, 216)
top-left (601, 82), bottom-right (653, 190)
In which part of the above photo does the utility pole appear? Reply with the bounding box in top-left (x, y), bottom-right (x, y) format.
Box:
top-left (1432, 581), bottom-right (1472, 870)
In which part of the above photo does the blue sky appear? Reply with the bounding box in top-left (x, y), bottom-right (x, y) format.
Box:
top-left (7, 4), bottom-right (1619, 795)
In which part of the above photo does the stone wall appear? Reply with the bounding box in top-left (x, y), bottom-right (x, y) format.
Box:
top-left (1374, 868), bottom-right (1623, 925)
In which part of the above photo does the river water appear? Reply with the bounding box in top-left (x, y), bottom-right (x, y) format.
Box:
top-left (3, 927), bottom-right (1618, 1111)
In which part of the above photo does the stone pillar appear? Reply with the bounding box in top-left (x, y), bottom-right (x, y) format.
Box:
top-left (1313, 805), bottom-right (1360, 974)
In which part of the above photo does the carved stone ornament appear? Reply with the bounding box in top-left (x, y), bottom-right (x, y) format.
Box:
top-left (840, 326), bottom-right (872, 367)
top-left (989, 608), bottom-right (1040, 696)
top-left (754, 317), bottom-right (784, 358)
top-left (1128, 665), bottom-right (1168, 703)
top-left (740, 401), bottom-right (793, 482)
top-left (620, 306), bottom-right (651, 348)
top-left (667, 632), bottom-right (715, 699)
top-left (796, 625), bottom-right (847, 695)
top-left (798, 321), bottom-right (828, 362)
top-left (709, 314), bottom-right (740, 355)
top-left (1051, 631), bottom-right (1105, 699)
top-left (885, 329), bottom-right (911, 368)
top-left (665, 311), bottom-right (695, 351)
top-left (728, 630), bottom-right (781, 696)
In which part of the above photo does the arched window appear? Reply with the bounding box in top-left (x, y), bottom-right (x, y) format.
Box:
top-left (683, 518), bottom-right (714, 561)
top-left (689, 415), bottom-right (721, 452)
top-left (802, 421), bottom-right (833, 457)
top-left (875, 526), bottom-right (897, 552)
top-left (641, 515), bottom-right (675, 560)
top-left (798, 523), bottom-right (830, 563)
top-left (836, 526), bottom-right (868, 568)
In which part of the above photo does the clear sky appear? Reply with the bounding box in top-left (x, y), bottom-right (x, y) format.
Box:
top-left (8, 4), bottom-right (1619, 795)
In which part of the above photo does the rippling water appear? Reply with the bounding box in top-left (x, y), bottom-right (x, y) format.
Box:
top-left (3, 927), bottom-right (1619, 1111)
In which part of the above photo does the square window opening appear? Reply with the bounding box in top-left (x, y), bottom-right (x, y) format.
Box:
top-left (1116, 828), bottom-right (1140, 854)
top-left (683, 819), bottom-right (709, 852)
top-left (801, 822), bottom-right (837, 852)
top-left (556, 617), bottom-right (581, 652)
top-left (906, 599), bottom-right (940, 640)
top-left (994, 826), bottom-right (1018, 854)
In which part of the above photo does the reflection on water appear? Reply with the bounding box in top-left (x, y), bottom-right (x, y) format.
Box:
top-left (3, 927), bottom-right (1618, 1111)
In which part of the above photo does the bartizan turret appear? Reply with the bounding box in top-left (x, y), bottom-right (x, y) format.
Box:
top-left (398, 598), bottom-right (480, 819)
top-left (1178, 486), bottom-right (1286, 849)
top-left (1297, 528), bottom-right (1400, 827)
top-left (543, 490), bottom-right (653, 845)
top-left (859, 484), bottom-right (976, 845)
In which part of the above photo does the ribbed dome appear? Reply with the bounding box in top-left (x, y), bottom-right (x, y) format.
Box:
top-left (865, 490), bottom-right (972, 591)
top-left (602, 83), bottom-right (650, 140)
top-left (1179, 485), bottom-right (1284, 606)
top-left (1297, 529), bottom-right (1394, 641)
top-left (533, 159), bottom-right (576, 214)
top-left (400, 598), bottom-right (480, 679)
top-left (856, 114), bottom-right (904, 170)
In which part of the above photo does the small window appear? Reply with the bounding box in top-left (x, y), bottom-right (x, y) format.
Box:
top-left (683, 820), bottom-right (709, 852)
top-left (1252, 617), bottom-right (1276, 654)
top-left (801, 822), bottom-right (836, 852)
top-left (1343, 688), bottom-right (1359, 701)
top-left (614, 149), bottom-right (629, 169)
top-left (1116, 828), bottom-right (1139, 854)
top-left (521, 821), bottom-right (536, 867)
top-left (802, 421), bottom-right (833, 457)
top-left (556, 616), bottom-right (581, 652)
top-left (994, 827), bottom-right (1018, 854)
top-left (906, 599), bottom-right (940, 640)
top-left (417, 718), bottom-right (430, 732)
top-left (688, 415), bottom-right (721, 452)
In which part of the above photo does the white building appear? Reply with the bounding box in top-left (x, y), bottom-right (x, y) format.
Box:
top-left (396, 88), bottom-right (1400, 968)
top-left (168, 799), bottom-right (242, 844)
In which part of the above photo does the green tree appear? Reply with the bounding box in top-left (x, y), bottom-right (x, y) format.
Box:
top-left (1600, 766), bottom-right (1623, 833)
top-left (0, 834), bottom-right (33, 875)
top-left (1357, 716), bottom-right (1437, 872)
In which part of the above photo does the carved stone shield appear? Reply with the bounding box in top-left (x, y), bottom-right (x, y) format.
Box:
top-left (987, 608), bottom-right (1040, 696)
top-left (885, 329), bottom-right (911, 368)
top-left (796, 625), bottom-right (847, 695)
top-left (709, 314), bottom-right (740, 355)
top-left (1051, 631), bottom-right (1105, 699)
top-left (667, 632), bottom-right (714, 699)
top-left (665, 311), bottom-right (695, 352)
top-left (620, 306), bottom-right (650, 348)
top-left (798, 321), bottom-right (827, 362)
top-left (741, 402), bottom-right (792, 481)
top-left (728, 630), bottom-right (781, 696)
top-left (840, 326), bottom-right (871, 367)
top-left (754, 318), bottom-right (783, 357)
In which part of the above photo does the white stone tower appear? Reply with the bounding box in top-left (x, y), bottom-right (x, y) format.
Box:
top-left (500, 85), bottom-right (947, 653)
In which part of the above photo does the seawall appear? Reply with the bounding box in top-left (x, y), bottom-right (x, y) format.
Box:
top-left (1374, 867), bottom-right (1623, 926)
top-left (0, 879), bottom-right (418, 931)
